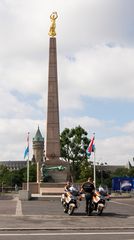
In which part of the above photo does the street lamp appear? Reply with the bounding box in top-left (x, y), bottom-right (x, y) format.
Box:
top-left (100, 163), bottom-right (104, 186)
top-left (98, 161), bottom-right (107, 186)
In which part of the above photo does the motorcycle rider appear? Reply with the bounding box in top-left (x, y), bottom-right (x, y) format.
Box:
top-left (81, 177), bottom-right (95, 215)
top-left (62, 181), bottom-right (73, 209)
top-left (62, 181), bottom-right (73, 203)
top-left (64, 181), bottom-right (72, 192)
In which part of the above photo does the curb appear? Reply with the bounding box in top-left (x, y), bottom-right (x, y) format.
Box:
top-left (0, 227), bottom-right (134, 231)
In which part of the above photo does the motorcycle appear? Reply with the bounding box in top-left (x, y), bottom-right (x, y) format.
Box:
top-left (87, 189), bottom-right (110, 216)
top-left (61, 186), bottom-right (82, 215)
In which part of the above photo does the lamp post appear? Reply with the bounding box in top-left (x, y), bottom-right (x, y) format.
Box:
top-left (99, 162), bottom-right (107, 186)
top-left (97, 161), bottom-right (107, 186)
top-left (93, 149), bottom-right (96, 188)
top-left (100, 163), bottom-right (104, 186)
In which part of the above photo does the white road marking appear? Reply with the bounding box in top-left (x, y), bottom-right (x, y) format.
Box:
top-left (0, 232), bottom-right (133, 236)
top-left (111, 200), bottom-right (134, 207)
top-left (15, 197), bottom-right (23, 216)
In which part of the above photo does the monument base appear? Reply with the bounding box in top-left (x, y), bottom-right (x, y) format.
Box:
top-left (43, 159), bottom-right (70, 183)
top-left (19, 190), bottom-right (31, 201)
top-left (40, 182), bottom-right (65, 195)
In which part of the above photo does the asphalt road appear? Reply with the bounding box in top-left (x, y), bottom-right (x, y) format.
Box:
top-left (0, 195), bottom-right (133, 239)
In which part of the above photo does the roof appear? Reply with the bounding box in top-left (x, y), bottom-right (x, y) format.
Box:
top-left (0, 161), bottom-right (27, 170)
top-left (33, 126), bottom-right (44, 142)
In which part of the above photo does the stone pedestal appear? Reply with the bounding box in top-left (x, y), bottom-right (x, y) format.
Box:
top-left (22, 182), bottom-right (40, 194)
top-left (19, 190), bottom-right (31, 201)
top-left (40, 182), bottom-right (65, 195)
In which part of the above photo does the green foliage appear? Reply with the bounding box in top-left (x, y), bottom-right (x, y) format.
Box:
top-left (96, 168), bottom-right (112, 188)
top-left (112, 167), bottom-right (129, 177)
top-left (0, 165), bottom-right (11, 187)
top-left (20, 163), bottom-right (36, 183)
top-left (78, 159), bottom-right (93, 182)
top-left (29, 163), bottom-right (37, 182)
top-left (60, 125), bottom-right (91, 181)
top-left (0, 163), bottom-right (37, 188)
top-left (11, 170), bottom-right (23, 187)
top-left (129, 167), bottom-right (134, 177)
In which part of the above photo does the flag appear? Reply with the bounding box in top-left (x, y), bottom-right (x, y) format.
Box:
top-left (24, 146), bottom-right (29, 159)
top-left (86, 135), bottom-right (95, 157)
top-left (24, 132), bottom-right (29, 159)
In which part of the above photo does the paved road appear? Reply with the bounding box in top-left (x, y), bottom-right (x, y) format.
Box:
top-left (0, 195), bottom-right (133, 231)
top-left (0, 195), bottom-right (134, 239)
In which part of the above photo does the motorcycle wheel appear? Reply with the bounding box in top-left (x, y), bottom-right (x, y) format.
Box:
top-left (61, 200), bottom-right (64, 206)
top-left (68, 205), bottom-right (74, 215)
top-left (64, 207), bottom-right (68, 213)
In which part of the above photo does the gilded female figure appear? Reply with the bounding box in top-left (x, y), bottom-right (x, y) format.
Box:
top-left (48, 12), bottom-right (58, 37)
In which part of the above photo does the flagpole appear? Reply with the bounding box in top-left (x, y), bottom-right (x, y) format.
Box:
top-left (27, 132), bottom-right (30, 192)
top-left (93, 133), bottom-right (96, 188)
top-left (93, 148), bottom-right (96, 188)
top-left (86, 132), bottom-right (96, 187)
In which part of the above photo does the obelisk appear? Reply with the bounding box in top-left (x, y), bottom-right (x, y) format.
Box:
top-left (44, 12), bottom-right (69, 183)
top-left (45, 12), bottom-right (61, 165)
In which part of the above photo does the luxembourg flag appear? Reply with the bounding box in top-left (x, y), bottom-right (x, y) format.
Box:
top-left (24, 132), bottom-right (30, 159)
top-left (86, 135), bottom-right (95, 157)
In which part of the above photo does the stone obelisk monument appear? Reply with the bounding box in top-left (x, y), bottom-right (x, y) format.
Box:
top-left (45, 12), bottom-right (68, 182)
top-left (46, 12), bottom-right (60, 164)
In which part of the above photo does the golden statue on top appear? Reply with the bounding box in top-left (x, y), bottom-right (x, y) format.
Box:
top-left (48, 12), bottom-right (58, 37)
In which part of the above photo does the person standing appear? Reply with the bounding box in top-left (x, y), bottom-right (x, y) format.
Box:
top-left (81, 177), bottom-right (95, 215)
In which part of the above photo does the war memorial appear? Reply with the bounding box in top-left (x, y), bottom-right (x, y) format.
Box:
top-left (20, 12), bottom-right (69, 199)
top-left (44, 11), bottom-right (68, 182)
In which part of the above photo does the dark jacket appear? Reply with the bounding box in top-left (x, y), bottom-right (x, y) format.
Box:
top-left (81, 181), bottom-right (95, 194)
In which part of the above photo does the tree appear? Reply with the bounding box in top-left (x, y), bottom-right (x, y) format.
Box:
top-left (0, 165), bottom-right (11, 187)
top-left (96, 167), bottom-right (112, 188)
top-left (10, 170), bottom-right (23, 187)
top-left (129, 167), bottom-right (134, 177)
top-left (112, 167), bottom-right (129, 177)
top-left (20, 163), bottom-right (36, 183)
top-left (60, 125), bottom-right (91, 181)
top-left (78, 158), bottom-right (93, 182)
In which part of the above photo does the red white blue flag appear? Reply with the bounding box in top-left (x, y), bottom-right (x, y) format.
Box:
top-left (86, 135), bottom-right (95, 156)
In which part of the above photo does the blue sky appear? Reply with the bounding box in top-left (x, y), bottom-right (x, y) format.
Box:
top-left (0, 0), bottom-right (134, 166)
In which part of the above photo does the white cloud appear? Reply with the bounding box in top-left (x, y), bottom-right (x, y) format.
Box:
top-left (0, 118), bottom-right (44, 161)
top-left (96, 135), bottom-right (134, 165)
top-left (122, 121), bottom-right (134, 134)
top-left (0, 87), bottom-right (43, 119)
top-left (4, 60), bottom-right (47, 94)
top-left (59, 45), bottom-right (134, 102)
top-left (61, 116), bottom-right (103, 132)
